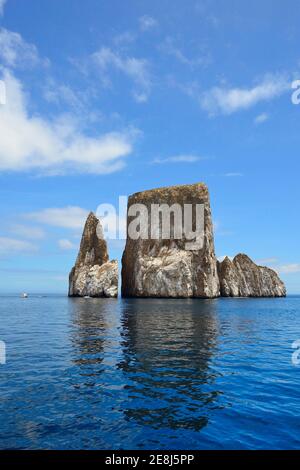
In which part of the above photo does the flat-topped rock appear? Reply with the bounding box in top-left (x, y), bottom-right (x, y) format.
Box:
top-left (121, 183), bottom-right (220, 298)
top-left (217, 254), bottom-right (286, 297)
top-left (69, 212), bottom-right (118, 298)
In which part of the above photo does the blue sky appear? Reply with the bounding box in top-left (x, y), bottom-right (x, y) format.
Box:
top-left (0, 0), bottom-right (299, 294)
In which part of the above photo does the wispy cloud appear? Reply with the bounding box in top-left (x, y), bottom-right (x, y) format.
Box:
top-left (0, 71), bottom-right (136, 174)
top-left (277, 264), bottom-right (300, 274)
top-left (256, 257), bottom-right (278, 265)
top-left (254, 259), bottom-right (300, 274)
top-left (58, 239), bottom-right (77, 250)
top-left (43, 79), bottom-right (90, 111)
top-left (213, 219), bottom-right (233, 237)
top-left (52, 275), bottom-right (68, 282)
top-left (0, 267), bottom-right (66, 275)
top-left (91, 47), bottom-right (152, 102)
top-left (254, 112), bottom-right (269, 124)
top-left (9, 224), bottom-right (45, 240)
top-left (0, 0), bottom-right (6, 16)
top-left (224, 172), bottom-right (243, 177)
top-left (152, 154), bottom-right (206, 164)
top-left (200, 74), bottom-right (290, 116)
top-left (0, 236), bottom-right (37, 256)
top-left (194, 2), bottom-right (221, 27)
top-left (160, 37), bottom-right (211, 68)
top-left (24, 206), bottom-right (89, 230)
top-left (113, 31), bottom-right (136, 46)
top-left (139, 15), bottom-right (158, 32)
top-left (0, 27), bottom-right (49, 68)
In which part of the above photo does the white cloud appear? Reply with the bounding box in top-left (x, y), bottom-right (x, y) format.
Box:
top-left (0, 236), bottom-right (37, 256)
top-left (254, 112), bottom-right (269, 124)
top-left (256, 257), bottom-right (278, 265)
top-left (9, 224), bottom-right (45, 239)
top-left (52, 275), bottom-right (68, 282)
top-left (44, 81), bottom-right (84, 109)
top-left (58, 239), bottom-right (77, 250)
top-left (160, 37), bottom-right (211, 68)
top-left (43, 79), bottom-right (103, 124)
top-left (213, 220), bottom-right (220, 232)
top-left (132, 91), bottom-right (148, 103)
top-left (139, 15), bottom-right (158, 32)
top-left (278, 264), bottom-right (300, 274)
top-left (24, 206), bottom-right (89, 230)
top-left (0, 71), bottom-right (136, 174)
top-left (213, 220), bottom-right (233, 236)
top-left (113, 31), bottom-right (136, 45)
top-left (200, 74), bottom-right (290, 116)
top-left (92, 47), bottom-right (151, 102)
top-left (254, 259), bottom-right (300, 274)
top-left (0, 28), bottom-right (47, 68)
top-left (0, 0), bottom-right (6, 16)
top-left (152, 154), bottom-right (205, 164)
top-left (224, 172), bottom-right (243, 177)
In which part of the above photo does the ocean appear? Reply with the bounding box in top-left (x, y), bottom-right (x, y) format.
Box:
top-left (0, 295), bottom-right (300, 450)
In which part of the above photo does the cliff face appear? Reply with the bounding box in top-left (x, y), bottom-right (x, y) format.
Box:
top-left (121, 183), bottom-right (220, 298)
top-left (217, 254), bottom-right (286, 298)
top-left (68, 212), bottom-right (118, 298)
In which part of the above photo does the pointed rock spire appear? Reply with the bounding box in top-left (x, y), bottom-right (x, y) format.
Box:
top-left (74, 211), bottom-right (109, 269)
top-left (68, 212), bottom-right (118, 298)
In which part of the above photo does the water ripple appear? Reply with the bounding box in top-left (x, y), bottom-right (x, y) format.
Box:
top-left (0, 295), bottom-right (300, 449)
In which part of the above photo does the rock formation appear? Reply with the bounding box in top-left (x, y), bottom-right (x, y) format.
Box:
top-left (68, 212), bottom-right (118, 298)
top-left (217, 254), bottom-right (286, 297)
top-left (68, 185), bottom-right (286, 299)
top-left (121, 183), bottom-right (220, 298)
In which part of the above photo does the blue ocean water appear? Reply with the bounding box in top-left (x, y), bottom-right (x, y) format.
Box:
top-left (0, 295), bottom-right (300, 450)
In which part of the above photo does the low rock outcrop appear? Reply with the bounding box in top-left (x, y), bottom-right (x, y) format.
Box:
top-left (217, 254), bottom-right (286, 297)
top-left (68, 212), bottom-right (118, 298)
top-left (121, 183), bottom-right (220, 298)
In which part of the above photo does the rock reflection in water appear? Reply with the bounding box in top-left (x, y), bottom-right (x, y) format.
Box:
top-left (68, 298), bottom-right (115, 368)
top-left (118, 299), bottom-right (220, 431)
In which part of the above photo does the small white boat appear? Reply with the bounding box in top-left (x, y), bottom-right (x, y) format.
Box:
top-left (21, 293), bottom-right (28, 298)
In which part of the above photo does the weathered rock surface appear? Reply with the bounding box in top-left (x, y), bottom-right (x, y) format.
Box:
top-left (69, 212), bottom-right (118, 298)
top-left (121, 183), bottom-right (220, 298)
top-left (217, 254), bottom-right (286, 297)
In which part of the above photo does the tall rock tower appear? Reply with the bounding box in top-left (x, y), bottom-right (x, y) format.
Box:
top-left (121, 183), bottom-right (220, 298)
